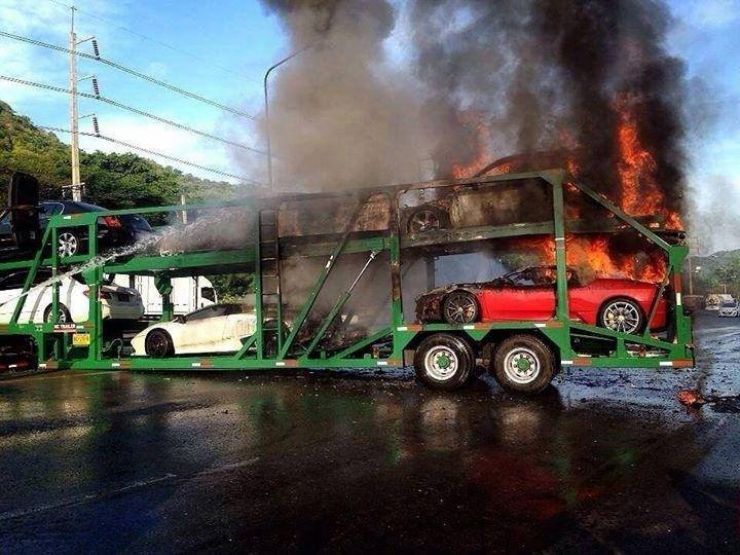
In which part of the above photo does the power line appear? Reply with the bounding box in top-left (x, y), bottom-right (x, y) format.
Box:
top-left (0, 30), bottom-right (258, 121)
top-left (0, 74), bottom-right (266, 156)
top-left (40, 125), bottom-right (265, 186)
top-left (43, 0), bottom-right (253, 81)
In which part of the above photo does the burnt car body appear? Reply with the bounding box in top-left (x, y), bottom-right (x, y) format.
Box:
top-left (416, 266), bottom-right (667, 334)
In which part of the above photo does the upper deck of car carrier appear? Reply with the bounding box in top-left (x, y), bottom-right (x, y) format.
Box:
top-left (0, 169), bottom-right (694, 393)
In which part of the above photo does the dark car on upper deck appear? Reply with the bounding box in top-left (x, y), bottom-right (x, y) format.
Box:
top-left (0, 200), bottom-right (152, 260)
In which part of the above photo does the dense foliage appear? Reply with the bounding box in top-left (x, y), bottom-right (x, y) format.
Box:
top-left (0, 100), bottom-right (235, 208)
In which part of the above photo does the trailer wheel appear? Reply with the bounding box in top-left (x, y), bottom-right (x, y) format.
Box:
top-left (492, 334), bottom-right (555, 394)
top-left (43, 303), bottom-right (72, 324)
top-left (145, 329), bottom-right (174, 357)
top-left (414, 333), bottom-right (474, 390)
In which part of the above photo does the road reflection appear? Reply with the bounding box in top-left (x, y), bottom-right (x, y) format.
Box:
top-left (0, 370), bottom-right (728, 552)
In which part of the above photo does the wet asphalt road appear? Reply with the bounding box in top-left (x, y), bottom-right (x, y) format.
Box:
top-left (0, 313), bottom-right (738, 553)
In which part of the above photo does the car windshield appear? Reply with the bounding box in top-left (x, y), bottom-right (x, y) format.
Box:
top-left (64, 202), bottom-right (105, 214)
top-left (182, 304), bottom-right (247, 322)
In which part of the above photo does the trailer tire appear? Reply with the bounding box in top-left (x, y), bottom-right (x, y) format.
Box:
top-left (145, 329), bottom-right (174, 358)
top-left (414, 333), bottom-right (474, 391)
top-left (492, 334), bottom-right (555, 394)
top-left (43, 303), bottom-right (72, 324)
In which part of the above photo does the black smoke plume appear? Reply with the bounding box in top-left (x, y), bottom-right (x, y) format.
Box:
top-left (258, 0), bottom-right (687, 217)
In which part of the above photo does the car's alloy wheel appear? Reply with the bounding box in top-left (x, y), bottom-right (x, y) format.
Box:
top-left (600, 298), bottom-right (643, 334)
top-left (43, 303), bottom-right (72, 324)
top-left (145, 329), bottom-right (173, 358)
top-left (58, 232), bottom-right (79, 258)
top-left (443, 290), bottom-right (479, 324)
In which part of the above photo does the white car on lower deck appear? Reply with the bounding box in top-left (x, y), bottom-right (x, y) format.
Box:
top-left (0, 269), bottom-right (144, 323)
top-left (131, 303), bottom-right (257, 357)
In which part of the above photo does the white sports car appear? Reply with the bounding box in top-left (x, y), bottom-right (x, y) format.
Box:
top-left (131, 303), bottom-right (257, 357)
top-left (0, 269), bottom-right (143, 323)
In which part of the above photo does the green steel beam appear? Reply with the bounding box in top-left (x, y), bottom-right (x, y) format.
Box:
top-left (303, 251), bottom-right (378, 358)
top-left (278, 197), bottom-right (368, 359)
top-left (332, 327), bottom-right (392, 360)
top-left (10, 225), bottom-right (52, 324)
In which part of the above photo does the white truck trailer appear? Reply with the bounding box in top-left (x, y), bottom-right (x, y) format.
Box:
top-left (112, 275), bottom-right (217, 319)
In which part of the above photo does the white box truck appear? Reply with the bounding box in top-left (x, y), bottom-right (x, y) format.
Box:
top-left (112, 275), bottom-right (217, 319)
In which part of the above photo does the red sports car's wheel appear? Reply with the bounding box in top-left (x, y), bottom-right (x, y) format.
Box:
top-left (492, 334), bottom-right (555, 394)
top-left (414, 334), bottom-right (474, 391)
top-left (443, 290), bottom-right (479, 325)
top-left (598, 297), bottom-right (644, 334)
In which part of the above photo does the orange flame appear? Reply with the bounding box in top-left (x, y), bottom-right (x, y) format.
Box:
top-left (615, 95), bottom-right (683, 229)
top-left (451, 112), bottom-right (492, 179)
top-left (506, 235), bottom-right (666, 283)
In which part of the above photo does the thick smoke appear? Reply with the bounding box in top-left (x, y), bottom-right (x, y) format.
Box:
top-left (259, 0), bottom-right (687, 215)
top-left (259, 0), bottom-right (427, 190)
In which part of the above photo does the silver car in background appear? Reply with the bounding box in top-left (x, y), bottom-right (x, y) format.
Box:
top-left (718, 300), bottom-right (740, 317)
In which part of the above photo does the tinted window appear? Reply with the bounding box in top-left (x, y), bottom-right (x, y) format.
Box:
top-left (507, 268), bottom-right (554, 286)
top-left (721, 301), bottom-right (736, 307)
top-left (186, 304), bottom-right (228, 322)
top-left (63, 202), bottom-right (105, 214)
top-left (225, 304), bottom-right (246, 315)
top-left (0, 272), bottom-right (27, 290)
top-left (40, 202), bottom-right (64, 216)
top-left (505, 267), bottom-right (577, 287)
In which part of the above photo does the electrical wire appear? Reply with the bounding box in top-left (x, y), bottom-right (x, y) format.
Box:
top-left (0, 74), bottom-right (266, 156)
top-left (39, 125), bottom-right (265, 186)
top-left (43, 0), bottom-right (253, 80)
top-left (0, 30), bottom-right (258, 120)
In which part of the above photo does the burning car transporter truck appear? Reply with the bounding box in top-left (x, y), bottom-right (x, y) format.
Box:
top-left (0, 170), bottom-right (693, 394)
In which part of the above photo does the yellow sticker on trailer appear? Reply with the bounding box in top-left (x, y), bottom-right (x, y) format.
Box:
top-left (72, 333), bottom-right (91, 347)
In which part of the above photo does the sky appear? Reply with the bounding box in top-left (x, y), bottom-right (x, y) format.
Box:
top-left (0, 0), bottom-right (738, 211)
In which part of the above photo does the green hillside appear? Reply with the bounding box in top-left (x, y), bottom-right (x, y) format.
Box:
top-left (0, 100), bottom-right (236, 208)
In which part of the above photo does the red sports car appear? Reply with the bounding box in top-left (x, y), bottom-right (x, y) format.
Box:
top-left (415, 266), bottom-right (667, 334)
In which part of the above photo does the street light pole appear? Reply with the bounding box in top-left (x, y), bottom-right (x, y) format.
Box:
top-left (263, 45), bottom-right (315, 188)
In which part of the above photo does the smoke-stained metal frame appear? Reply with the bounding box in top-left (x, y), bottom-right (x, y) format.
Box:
top-left (0, 170), bottom-right (693, 373)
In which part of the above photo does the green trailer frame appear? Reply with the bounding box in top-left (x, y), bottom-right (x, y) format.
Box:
top-left (0, 170), bottom-right (694, 374)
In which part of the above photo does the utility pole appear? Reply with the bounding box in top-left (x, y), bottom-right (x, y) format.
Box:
top-left (69, 5), bottom-right (81, 201)
top-left (67, 6), bottom-right (100, 201)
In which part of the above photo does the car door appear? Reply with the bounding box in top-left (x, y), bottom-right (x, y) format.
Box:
top-left (221, 305), bottom-right (256, 351)
top-left (181, 305), bottom-right (230, 352)
top-left (0, 272), bottom-right (24, 323)
top-left (480, 268), bottom-right (556, 321)
top-left (0, 271), bottom-right (47, 323)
